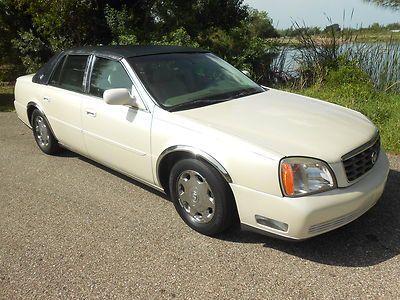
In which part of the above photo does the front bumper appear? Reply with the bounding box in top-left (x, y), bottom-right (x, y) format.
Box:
top-left (231, 150), bottom-right (390, 240)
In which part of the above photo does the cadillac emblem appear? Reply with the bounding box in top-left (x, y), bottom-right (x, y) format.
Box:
top-left (371, 151), bottom-right (378, 165)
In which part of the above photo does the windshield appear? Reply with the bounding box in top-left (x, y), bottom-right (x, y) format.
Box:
top-left (128, 53), bottom-right (264, 111)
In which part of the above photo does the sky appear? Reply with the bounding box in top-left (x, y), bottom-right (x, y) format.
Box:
top-left (244, 0), bottom-right (400, 29)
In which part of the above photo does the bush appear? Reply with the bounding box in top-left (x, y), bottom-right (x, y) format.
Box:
top-left (325, 57), bottom-right (373, 87)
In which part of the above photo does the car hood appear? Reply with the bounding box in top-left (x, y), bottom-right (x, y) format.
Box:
top-left (174, 89), bottom-right (377, 162)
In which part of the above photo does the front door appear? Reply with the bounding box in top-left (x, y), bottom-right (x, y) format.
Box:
top-left (81, 56), bottom-right (153, 183)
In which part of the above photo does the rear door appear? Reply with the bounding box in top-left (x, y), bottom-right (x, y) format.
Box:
top-left (44, 54), bottom-right (89, 154)
top-left (81, 56), bottom-right (153, 182)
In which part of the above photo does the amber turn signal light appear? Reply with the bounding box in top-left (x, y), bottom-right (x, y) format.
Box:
top-left (281, 163), bottom-right (294, 196)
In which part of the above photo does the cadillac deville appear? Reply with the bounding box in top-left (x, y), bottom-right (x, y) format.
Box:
top-left (14, 45), bottom-right (390, 240)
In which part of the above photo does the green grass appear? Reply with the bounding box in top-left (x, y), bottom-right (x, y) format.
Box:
top-left (351, 30), bottom-right (400, 43)
top-left (0, 85), bottom-right (15, 112)
top-left (287, 85), bottom-right (400, 154)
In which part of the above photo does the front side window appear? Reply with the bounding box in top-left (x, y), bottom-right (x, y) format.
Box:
top-left (50, 55), bottom-right (89, 93)
top-left (128, 53), bottom-right (264, 111)
top-left (89, 57), bottom-right (132, 98)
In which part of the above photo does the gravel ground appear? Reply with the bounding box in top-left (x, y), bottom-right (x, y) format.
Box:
top-left (0, 112), bottom-right (399, 299)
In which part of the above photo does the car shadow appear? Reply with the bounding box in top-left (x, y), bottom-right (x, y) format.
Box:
top-left (53, 150), bottom-right (80, 158)
top-left (222, 169), bottom-right (400, 267)
top-left (76, 154), bottom-right (169, 200)
top-left (61, 149), bottom-right (399, 267)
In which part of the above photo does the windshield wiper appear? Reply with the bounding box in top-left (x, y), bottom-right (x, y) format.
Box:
top-left (168, 89), bottom-right (263, 112)
top-left (226, 89), bottom-right (263, 100)
top-left (168, 98), bottom-right (228, 112)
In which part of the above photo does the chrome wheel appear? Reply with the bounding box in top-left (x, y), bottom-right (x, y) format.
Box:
top-left (31, 109), bottom-right (61, 155)
top-left (34, 116), bottom-right (50, 147)
top-left (170, 158), bottom-right (238, 236)
top-left (176, 170), bottom-right (215, 224)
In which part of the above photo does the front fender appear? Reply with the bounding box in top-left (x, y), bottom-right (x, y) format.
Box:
top-left (151, 107), bottom-right (282, 196)
top-left (157, 145), bottom-right (233, 184)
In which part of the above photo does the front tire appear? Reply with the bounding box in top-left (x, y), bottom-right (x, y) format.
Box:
top-left (31, 109), bottom-right (61, 155)
top-left (169, 158), bottom-right (237, 236)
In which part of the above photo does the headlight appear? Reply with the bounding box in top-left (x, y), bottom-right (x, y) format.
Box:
top-left (280, 157), bottom-right (336, 197)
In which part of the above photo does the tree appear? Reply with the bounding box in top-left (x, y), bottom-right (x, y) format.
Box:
top-left (0, 0), bottom-right (32, 63)
top-left (364, 0), bottom-right (400, 9)
top-left (143, 0), bottom-right (248, 39)
top-left (0, 0), bottom-right (113, 71)
top-left (369, 22), bottom-right (382, 30)
top-left (245, 8), bottom-right (278, 38)
top-left (0, 0), bottom-right (280, 83)
top-left (13, 0), bottom-right (111, 49)
top-left (324, 24), bottom-right (341, 33)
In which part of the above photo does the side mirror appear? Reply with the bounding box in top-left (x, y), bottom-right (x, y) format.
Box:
top-left (104, 88), bottom-right (137, 107)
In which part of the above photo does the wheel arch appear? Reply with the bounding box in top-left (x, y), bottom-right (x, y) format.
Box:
top-left (27, 101), bottom-right (44, 126)
top-left (156, 146), bottom-right (233, 193)
top-left (27, 101), bottom-right (58, 140)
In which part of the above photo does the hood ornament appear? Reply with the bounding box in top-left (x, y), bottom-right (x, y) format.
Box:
top-left (371, 151), bottom-right (378, 165)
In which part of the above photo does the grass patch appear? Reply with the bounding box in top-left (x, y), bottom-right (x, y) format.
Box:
top-left (287, 85), bottom-right (400, 154)
top-left (0, 85), bottom-right (15, 112)
top-left (351, 30), bottom-right (400, 43)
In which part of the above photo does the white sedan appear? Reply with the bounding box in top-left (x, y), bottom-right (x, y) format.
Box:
top-left (14, 45), bottom-right (389, 240)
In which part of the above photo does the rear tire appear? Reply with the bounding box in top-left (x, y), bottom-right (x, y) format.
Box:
top-left (31, 109), bottom-right (61, 155)
top-left (169, 158), bottom-right (238, 236)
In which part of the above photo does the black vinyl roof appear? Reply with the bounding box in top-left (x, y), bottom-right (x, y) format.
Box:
top-left (65, 45), bottom-right (209, 60)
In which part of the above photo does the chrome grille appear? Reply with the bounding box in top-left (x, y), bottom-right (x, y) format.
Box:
top-left (342, 134), bottom-right (380, 182)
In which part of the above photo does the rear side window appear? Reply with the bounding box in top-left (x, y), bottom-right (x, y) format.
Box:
top-left (33, 52), bottom-right (63, 84)
top-left (89, 57), bottom-right (132, 98)
top-left (50, 55), bottom-right (89, 93)
top-left (49, 56), bottom-right (66, 86)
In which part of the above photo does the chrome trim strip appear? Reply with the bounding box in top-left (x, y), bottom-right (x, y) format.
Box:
top-left (121, 58), bottom-right (152, 112)
top-left (341, 131), bottom-right (380, 161)
top-left (83, 54), bottom-right (94, 93)
top-left (27, 101), bottom-right (45, 118)
top-left (156, 145), bottom-right (233, 184)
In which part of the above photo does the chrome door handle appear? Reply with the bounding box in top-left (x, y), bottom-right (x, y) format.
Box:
top-left (43, 96), bottom-right (50, 102)
top-left (85, 110), bottom-right (97, 117)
